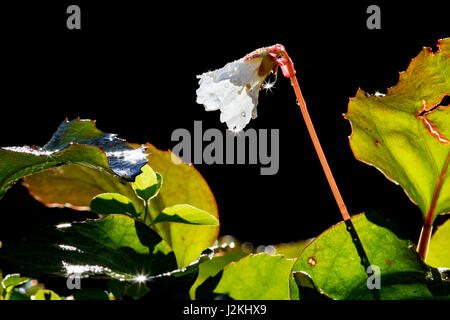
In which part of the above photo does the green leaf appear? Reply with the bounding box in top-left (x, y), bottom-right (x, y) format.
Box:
top-left (345, 38), bottom-right (450, 224)
top-left (0, 119), bottom-right (148, 200)
top-left (2, 274), bottom-right (31, 293)
top-left (152, 204), bottom-right (219, 226)
top-left (143, 144), bottom-right (220, 268)
top-left (23, 164), bottom-right (145, 213)
top-left (33, 290), bottom-right (61, 301)
top-left (292, 212), bottom-right (450, 300)
top-left (428, 219), bottom-right (450, 268)
top-left (91, 193), bottom-right (138, 218)
top-left (202, 254), bottom-right (295, 300)
top-left (191, 244), bottom-right (248, 299)
top-left (0, 215), bottom-right (176, 281)
top-left (132, 165), bottom-right (163, 201)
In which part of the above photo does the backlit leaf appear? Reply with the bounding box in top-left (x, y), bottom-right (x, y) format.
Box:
top-left (91, 193), bottom-right (139, 218)
top-left (292, 212), bottom-right (450, 300)
top-left (210, 254), bottom-right (295, 300)
top-left (427, 219), bottom-right (450, 268)
top-left (33, 290), bottom-right (61, 301)
top-left (345, 38), bottom-right (450, 224)
top-left (132, 165), bottom-right (162, 201)
top-left (152, 204), bottom-right (219, 226)
top-left (23, 164), bottom-right (144, 212)
top-left (143, 144), bottom-right (220, 268)
top-left (0, 119), bottom-right (147, 200)
top-left (0, 215), bottom-right (176, 280)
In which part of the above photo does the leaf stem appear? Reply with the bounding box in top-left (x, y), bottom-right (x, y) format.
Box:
top-left (144, 200), bottom-right (150, 224)
top-left (280, 48), bottom-right (351, 221)
top-left (417, 223), bottom-right (433, 261)
top-left (417, 149), bottom-right (450, 260)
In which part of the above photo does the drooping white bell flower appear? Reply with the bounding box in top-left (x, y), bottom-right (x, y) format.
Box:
top-left (196, 46), bottom-right (280, 132)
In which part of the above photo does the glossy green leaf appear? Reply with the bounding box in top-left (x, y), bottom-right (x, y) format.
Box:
top-left (204, 254), bottom-right (295, 300)
top-left (132, 165), bottom-right (162, 201)
top-left (23, 164), bottom-right (145, 212)
top-left (0, 119), bottom-right (148, 200)
top-left (292, 212), bottom-right (450, 300)
top-left (0, 215), bottom-right (176, 281)
top-left (428, 219), bottom-right (450, 268)
top-left (345, 38), bottom-right (450, 223)
top-left (33, 290), bottom-right (61, 301)
top-left (152, 204), bottom-right (219, 226)
top-left (91, 193), bottom-right (139, 218)
top-left (143, 144), bottom-right (220, 268)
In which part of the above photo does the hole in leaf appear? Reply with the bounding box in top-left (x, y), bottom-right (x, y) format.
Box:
top-left (418, 95), bottom-right (450, 116)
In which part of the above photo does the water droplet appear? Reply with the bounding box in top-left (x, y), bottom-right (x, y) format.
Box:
top-left (308, 257), bottom-right (317, 266)
top-left (256, 245), bottom-right (266, 254)
top-left (264, 245), bottom-right (276, 256)
top-left (241, 112), bottom-right (246, 117)
top-left (241, 242), bottom-right (254, 254)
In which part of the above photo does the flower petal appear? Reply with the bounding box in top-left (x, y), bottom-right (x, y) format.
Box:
top-left (196, 51), bottom-right (273, 132)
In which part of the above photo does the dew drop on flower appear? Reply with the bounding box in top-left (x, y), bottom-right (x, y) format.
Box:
top-left (196, 46), bottom-right (279, 132)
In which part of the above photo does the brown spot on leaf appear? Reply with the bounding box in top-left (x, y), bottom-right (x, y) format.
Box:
top-left (308, 257), bottom-right (317, 266)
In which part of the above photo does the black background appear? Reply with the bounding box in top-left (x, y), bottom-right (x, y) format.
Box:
top-left (0, 1), bottom-right (448, 252)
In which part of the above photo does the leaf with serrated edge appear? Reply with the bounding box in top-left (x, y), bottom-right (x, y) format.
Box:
top-left (345, 38), bottom-right (450, 224)
top-left (0, 119), bottom-right (148, 200)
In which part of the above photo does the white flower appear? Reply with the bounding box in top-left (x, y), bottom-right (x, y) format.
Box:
top-left (196, 46), bottom-right (279, 132)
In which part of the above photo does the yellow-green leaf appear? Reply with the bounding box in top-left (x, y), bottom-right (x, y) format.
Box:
top-left (33, 290), bottom-right (61, 300)
top-left (143, 143), bottom-right (220, 268)
top-left (152, 204), bottom-right (219, 226)
top-left (428, 219), bottom-right (450, 268)
top-left (345, 38), bottom-right (450, 224)
top-left (91, 193), bottom-right (138, 218)
top-left (132, 165), bottom-right (162, 201)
